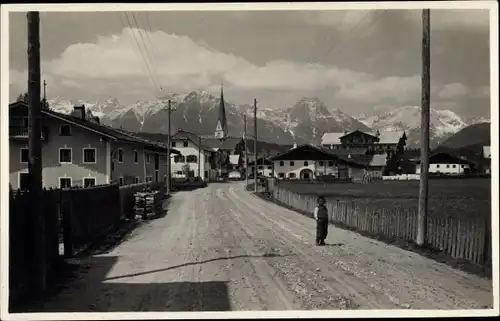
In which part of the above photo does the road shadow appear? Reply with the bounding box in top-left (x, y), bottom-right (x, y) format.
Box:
top-left (13, 255), bottom-right (231, 313)
top-left (105, 253), bottom-right (295, 282)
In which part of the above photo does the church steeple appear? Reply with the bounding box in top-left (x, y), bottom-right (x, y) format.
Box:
top-left (214, 82), bottom-right (228, 140)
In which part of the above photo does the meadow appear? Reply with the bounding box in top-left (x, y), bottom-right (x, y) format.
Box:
top-left (275, 178), bottom-right (492, 220)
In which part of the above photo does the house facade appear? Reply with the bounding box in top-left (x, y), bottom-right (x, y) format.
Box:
top-left (248, 157), bottom-right (273, 177)
top-left (270, 144), bottom-right (363, 180)
top-left (415, 152), bottom-right (472, 175)
top-left (170, 129), bottom-right (218, 181)
top-left (321, 129), bottom-right (406, 155)
top-left (9, 101), bottom-right (178, 190)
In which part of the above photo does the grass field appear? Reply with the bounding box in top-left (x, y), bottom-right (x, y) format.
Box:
top-left (276, 178), bottom-right (492, 220)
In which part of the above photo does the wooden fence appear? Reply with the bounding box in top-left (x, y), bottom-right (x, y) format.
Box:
top-left (272, 186), bottom-right (491, 267)
top-left (9, 188), bottom-right (60, 307)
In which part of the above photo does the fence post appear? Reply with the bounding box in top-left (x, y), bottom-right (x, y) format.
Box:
top-left (482, 217), bottom-right (491, 266)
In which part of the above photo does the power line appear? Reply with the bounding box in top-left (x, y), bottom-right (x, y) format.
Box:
top-left (122, 11), bottom-right (161, 94)
top-left (115, 12), bottom-right (158, 93)
top-left (142, 12), bottom-right (163, 91)
top-left (130, 12), bottom-right (162, 92)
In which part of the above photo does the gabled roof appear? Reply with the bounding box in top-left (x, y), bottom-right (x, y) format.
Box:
top-left (271, 144), bottom-right (338, 161)
top-left (229, 154), bottom-right (241, 165)
top-left (376, 131), bottom-right (405, 144)
top-left (9, 101), bottom-right (179, 154)
top-left (171, 129), bottom-right (215, 151)
top-left (321, 132), bottom-right (344, 145)
top-left (416, 152), bottom-right (475, 165)
top-left (339, 129), bottom-right (378, 140)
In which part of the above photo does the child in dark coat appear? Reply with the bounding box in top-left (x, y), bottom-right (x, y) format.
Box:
top-left (313, 196), bottom-right (329, 246)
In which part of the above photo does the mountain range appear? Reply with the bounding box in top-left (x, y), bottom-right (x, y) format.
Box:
top-left (46, 90), bottom-right (489, 148)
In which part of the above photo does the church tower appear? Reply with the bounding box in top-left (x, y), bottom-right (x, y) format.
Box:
top-left (214, 83), bottom-right (228, 140)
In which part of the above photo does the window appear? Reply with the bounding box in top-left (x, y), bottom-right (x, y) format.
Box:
top-left (59, 125), bottom-right (71, 136)
top-left (19, 173), bottom-right (30, 190)
top-left (318, 161), bottom-right (324, 166)
top-left (20, 148), bottom-right (29, 163)
top-left (290, 161), bottom-right (295, 166)
top-left (303, 172), bottom-right (310, 179)
top-left (278, 173), bottom-right (285, 178)
top-left (446, 164), bottom-right (450, 168)
top-left (174, 155), bottom-right (185, 163)
top-left (452, 164), bottom-right (456, 168)
top-left (258, 166), bottom-right (263, 170)
top-left (183, 141), bottom-right (189, 148)
top-left (461, 165), bottom-right (465, 168)
top-left (328, 161), bottom-right (334, 167)
top-left (135, 177), bottom-right (140, 184)
top-left (83, 148), bottom-right (96, 164)
top-left (22, 117), bottom-right (29, 128)
top-left (59, 177), bottom-right (72, 188)
top-left (83, 177), bottom-right (96, 188)
top-left (176, 171), bottom-right (183, 175)
top-left (117, 149), bottom-right (123, 163)
top-left (186, 155), bottom-right (198, 163)
top-left (289, 172), bottom-right (296, 178)
top-left (279, 161), bottom-right (284, 166)
top-left (436, 164), bottom-right (440, 168)
top-left (267, 166), bottom-right (272, 170)
top-left (155, 170), bottom-right (159, 183)
top-left (171, 142), bottom-right (176, 147)
top-left (146, 153), bottom-right (150, 164)
top-left (59, 148), bottom-right (72, 164)
top-left (134, 150), bottom-right (139, 163)
top-left (204, 171), bottom-right (208, 178)
top-left (119, 177), bottom-right (124, 186)
top-left (304, 161), bottom-right (309, 166)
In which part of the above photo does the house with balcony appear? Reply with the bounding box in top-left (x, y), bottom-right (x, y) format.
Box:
top-left (321, 129), bottom-right (406, 156)
top-left (9, 101), bottom-right (179, 190)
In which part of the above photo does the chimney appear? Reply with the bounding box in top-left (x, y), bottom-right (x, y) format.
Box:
top-left (73, 104), bottom-right (86, 120)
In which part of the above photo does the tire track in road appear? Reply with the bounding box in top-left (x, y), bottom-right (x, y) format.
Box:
top-left (228, 183), bottom-right (493, 309)
top-left (225, 185), bottom-right (398, 309)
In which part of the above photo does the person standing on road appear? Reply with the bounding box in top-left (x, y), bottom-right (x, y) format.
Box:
top-left (314, 196), bottom-right (329, 246)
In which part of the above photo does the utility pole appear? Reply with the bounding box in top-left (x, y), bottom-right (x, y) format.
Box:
top-left (166, 99), bottom-right (175, 195)
top-left (244, 114), bottom-right (249, 187)
top-left (27, 11), bottom-right (46, 294)
top-left (417, 9), bottom-right (431, 246)
top-left (253, 98), bottom-right (258, 193)
top-left (198, 136), bottom-right (201, 178)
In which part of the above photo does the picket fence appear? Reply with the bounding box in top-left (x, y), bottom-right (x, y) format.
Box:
top-left (272, 186), bottom-right (490, 266)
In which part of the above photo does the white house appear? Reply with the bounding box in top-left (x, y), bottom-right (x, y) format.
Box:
top-left (270, 144), bottom-right (360, 180)
top-left (416, 152), bottom-right (472, 175)
top-left (170, 129), bottom-right (218, 181)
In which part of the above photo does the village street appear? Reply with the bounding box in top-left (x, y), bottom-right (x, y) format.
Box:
top-left (38, 182), bottom-right (492, 312)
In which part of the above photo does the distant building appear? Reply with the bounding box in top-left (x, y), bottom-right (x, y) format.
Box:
top-left (247, 157), bottom-right (273, 177)
top-left (9, 101), bottom-right (179, 190)
top-left (321, 129), bottom-right (406, 155)
top-left (170, 129), bottom-right (218, 181)
top-left (415, 152), bottom-right (473, 175)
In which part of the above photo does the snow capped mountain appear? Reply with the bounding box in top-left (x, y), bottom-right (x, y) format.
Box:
top-left (45, 92), bottom-right (481, 147)
top-left (359, 105), bottom-right (469, 147)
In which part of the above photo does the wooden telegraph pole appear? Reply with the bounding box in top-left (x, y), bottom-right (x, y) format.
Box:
top-left (253, 99), bottom-right (258, 193)
top-left (198, 136), bottom-right (202, 178)
top-left (166, 99), bottom-right (175, 195)
top-left (27, 11), bottom-right (46, 294)
top-left (244, 114), bottom-right (249, 187)
top-left (417, 9), bottom-right (431, 246)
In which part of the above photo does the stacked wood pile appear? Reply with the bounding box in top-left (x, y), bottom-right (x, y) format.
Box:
top-left (134, 188), bottom-right (162, 219)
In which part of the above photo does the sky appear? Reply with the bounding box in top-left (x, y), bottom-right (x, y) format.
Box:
top-left (8, 8), bottom-right (492, 119)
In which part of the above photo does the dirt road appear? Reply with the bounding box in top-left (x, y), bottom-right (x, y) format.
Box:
top-left (38, 182), bottom-right (493, 312)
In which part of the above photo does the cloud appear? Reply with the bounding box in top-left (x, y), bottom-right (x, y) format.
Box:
top-left (10, 28), bottom-right (380, 95)
top-left (438, 83), bottom-right (469, 99)
top-left (7, 27), bottom-right (470, 109)
top-left (404, 9), bottom-right (490, 31)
